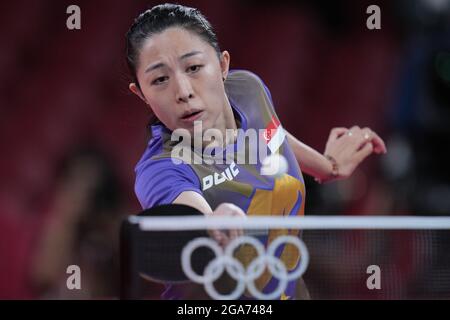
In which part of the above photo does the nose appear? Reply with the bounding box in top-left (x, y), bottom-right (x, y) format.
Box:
top-left (174, 74), bottom-right (194, 103)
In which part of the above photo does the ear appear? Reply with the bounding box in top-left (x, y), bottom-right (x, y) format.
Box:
top-left (220, 50), bottom-right (230, 80)
top-left (129, 83), bottom-right (147, 104)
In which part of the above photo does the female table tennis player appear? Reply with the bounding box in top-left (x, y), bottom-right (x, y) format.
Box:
top-left (126, 3), bottom-right (387, 300)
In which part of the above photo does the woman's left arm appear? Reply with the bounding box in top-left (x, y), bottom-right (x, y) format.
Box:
top-left (287, 126), bottom-right (387, 183)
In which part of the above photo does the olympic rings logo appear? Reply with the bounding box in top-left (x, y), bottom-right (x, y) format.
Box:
top-left (181, 235), bottom-right (309, 300)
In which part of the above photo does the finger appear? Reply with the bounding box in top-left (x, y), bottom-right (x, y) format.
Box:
top-left (230, 226), bottom-right (244, 238)
top-left (228, 228), bottom-right (238, 242)
top-left (354, 141), bottom-right (374, 164)
top-left (349, 126), bottom-right (361, 136)
top-left (208, 229), bottom-right (222, 242)
top-left (350, 127), bottom-right (374, 152)
top-left (220, 232), bottom-right (231, 248)
top-left (370, 132), bottom-right (387, 154)
top-left (345, 129), bottom-right (367, 152)
top-left (209, 228), bottom-right (230, 247)
top-left (360, 128), bottom-right (386, 154)
top-left (345, 126), bottom-right (361, 140)
top-left (329, 127), bottom-right (349, 141)
top-left (357, 128), bottom-right (374, 151)
top-left (218, 230), bottom-right (231, 248)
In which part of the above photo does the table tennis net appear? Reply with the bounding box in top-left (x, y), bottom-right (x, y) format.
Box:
top-left (120, 215), bottom-right (450, 300)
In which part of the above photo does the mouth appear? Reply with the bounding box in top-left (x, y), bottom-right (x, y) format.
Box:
top-left (180, 109), bottom-right (204, 122)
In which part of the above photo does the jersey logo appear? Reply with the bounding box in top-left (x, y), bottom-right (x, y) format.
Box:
top-left (202, 161), bottom-right (240, 191)
top-left (262, 116), bottom-right (286, 154)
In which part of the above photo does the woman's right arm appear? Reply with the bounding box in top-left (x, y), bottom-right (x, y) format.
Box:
top-left (173, 191), bottom-right (246, 246)
top-left (173, 191), bottom-right (214, 215)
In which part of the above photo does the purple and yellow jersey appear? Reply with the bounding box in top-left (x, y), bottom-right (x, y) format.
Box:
top-left (135, 70), bottom-right (306, 300)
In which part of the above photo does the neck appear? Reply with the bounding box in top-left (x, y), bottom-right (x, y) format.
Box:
top-left (204, 96), bottom-right (238, 148)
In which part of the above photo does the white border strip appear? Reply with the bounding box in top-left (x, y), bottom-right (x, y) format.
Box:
top-left (130, 215), bottom-right (450, 231)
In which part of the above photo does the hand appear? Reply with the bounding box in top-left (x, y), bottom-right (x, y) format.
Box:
top-left (323, 126), bottom-right (387, 181)
top-left (207, 203), bottom-right (246, 248)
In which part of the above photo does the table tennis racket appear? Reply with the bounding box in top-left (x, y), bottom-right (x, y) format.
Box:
top-left (122, 203), bottom-right (268, 285)
top-left (125, 204), bottom-right (214, 284)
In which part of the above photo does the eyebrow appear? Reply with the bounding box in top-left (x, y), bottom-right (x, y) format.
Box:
top-left (144, 51), bottom-right (203, 74)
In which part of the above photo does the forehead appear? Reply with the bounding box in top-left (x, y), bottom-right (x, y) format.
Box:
top-left (139, 27), bottom-right (213, 65)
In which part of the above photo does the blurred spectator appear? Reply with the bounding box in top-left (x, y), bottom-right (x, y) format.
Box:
top-left (30, 145), bottom-right (126, 299)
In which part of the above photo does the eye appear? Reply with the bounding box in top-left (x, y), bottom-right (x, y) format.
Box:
top-left (151, 76), bottom-right (169, 86)
top-left (186, 65), bottom-right (203, 73)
